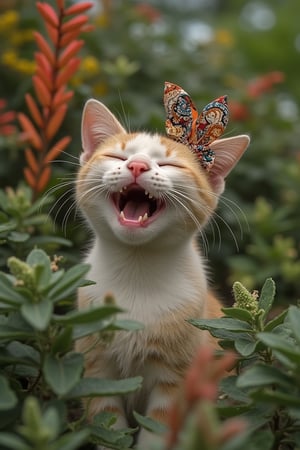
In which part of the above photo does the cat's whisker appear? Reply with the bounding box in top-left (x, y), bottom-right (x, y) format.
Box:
top-left (174, 183), bottom-right (247, 247)
top-left (164, 190), bottom-right (210, 255)
top-left (50, 159), bottom-right (82, 167)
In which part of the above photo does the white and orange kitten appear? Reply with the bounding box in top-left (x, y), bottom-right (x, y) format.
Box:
top-left (75, 98), bottom-right (250, 448)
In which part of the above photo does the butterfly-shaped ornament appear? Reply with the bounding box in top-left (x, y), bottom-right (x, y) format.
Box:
top-left (164, 82), bottom-right (229, 171)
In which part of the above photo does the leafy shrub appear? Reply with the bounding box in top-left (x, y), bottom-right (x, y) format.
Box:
top-left (1, 246), bottom-right (300, 449)
top-left (0, 247), bottom-right (142, 450)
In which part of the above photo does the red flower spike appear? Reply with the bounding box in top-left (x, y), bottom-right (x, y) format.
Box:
top-left (2, 125), bottom-right (17, 136)
top-left (166, 348), bottom-right (237, 450)
top-left (53, 90), bottom-right (74, 108)
top-left (36, 3), bottom-right (59, 28)
top-left (58, 40), bottom-right (84, 68)
top-left (45, 104), bottom-right (67, 141)
top-left (20, 0), bottom-right (93, 196)
top-left (65, 2), bottom-right (94, 16)
top-left (59, 30), bottom-right (81, 47)
top-left (44, 136), bottom-right (71, 163)
top-left (18, 113), bottom-right (43, 151)
top-left (33, 75), bottom-right (51, 107)
top-left (80, 24), bottom-right (95, 33)
top-left (55, 57), bottom-right (81, 88)
top-left (36, 166), bottom-right (51, 192)
top-left (25, 148), bottom-right (40, 174)
top-left (24, 167), bottom-right (36, 189)
top-left (34, 32), bottom-right (56, 66)
top-left (45, 21), bottom-right (59, 45)
top-left (36, 66), bottom-right (53, 91)
top-left (0, 111), bottom-right (16, 125)
top-left (34, 52), bottom-right (52, 75)
top-left (61, 15), bottom-right (88, 34)
top-left (25, 94), bottom-right (43, 128)
top-left (0, 100), bottom-right (17, 136)
top-left (56, 0), bottom-right (65, 10)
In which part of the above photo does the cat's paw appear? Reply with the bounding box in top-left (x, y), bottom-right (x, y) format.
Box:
top-left (136, 428), bottom-right (165, 450)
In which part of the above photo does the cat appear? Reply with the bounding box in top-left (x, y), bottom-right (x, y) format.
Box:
top-left (75, 83), bottom-right (250, 449)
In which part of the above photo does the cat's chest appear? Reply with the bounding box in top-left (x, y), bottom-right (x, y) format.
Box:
top-left (83, 239), bottom-right (207, 326)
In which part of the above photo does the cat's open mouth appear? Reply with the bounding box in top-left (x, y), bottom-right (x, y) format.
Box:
top-left (111, 184), bottom-right (165, 228)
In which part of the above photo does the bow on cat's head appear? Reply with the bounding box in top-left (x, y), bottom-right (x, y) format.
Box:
top-left (164, 82), bottom-right (229, 171)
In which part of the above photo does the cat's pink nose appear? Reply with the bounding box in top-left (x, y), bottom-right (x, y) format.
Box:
top-left (127, 160), bottom-right (150, 178)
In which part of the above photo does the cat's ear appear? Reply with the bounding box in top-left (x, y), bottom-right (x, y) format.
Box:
top-left (208, 135), bottom-right (250, 194)
top-left (80, 99), bottom-right (126, 164)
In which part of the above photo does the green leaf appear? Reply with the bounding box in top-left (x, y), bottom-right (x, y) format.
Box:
top-left (220, 376), bottom-right (251, 404)
top-left (51, 326), bottom-right (73, 355)
top-left (0, 219), bottom-right (17, 234)
top-left (54, 304), bottom-right (122, 325)
top-left (0, 376), bottom-right (18, 410)
top-left (21, 299), bottom-right (53, 331)
top-left (221, 307), bottom-right (254, 323)
top-left (66, 376), bottom-right (143, 399)
top-left (237, 364), bottom-right (293, 390)
top-left (287, 305), bottom-right (300, 344)
top-left (47, 264), bottom-right (91, 302)
top-left (7, 341), bottom-right (40, 365)
top-left (42, 407), bottom-right (60, 439)
top-left (264, 308), bottom-right (288, 331)
top-left (0, 325), bottom-right (33, 341)
top-left (26, 249), bottom-right (52, 289)
top-left (72, 320), bottom-right (112, 340)
top-left (29, 235), bottom-right (72, 247)
top-left (90, 423), bottom-right (134, 449)
top-left (7, 231), bottom-right (30, 243)
top-left (235, 336), bottom-right (258, 356)
top-left (258, 278), bottom-right (276, 318)
top-left (133, 411), bottom-right (167, 434)
top-left (251, 389), bottom-right (300, 407)
top-left (0, 433), bottom-right (30, 450)
top-left (108, 319), bottom-right (144, 331)
top-left (0, 273), bottom-right (25, 305)
top-left (43, 352), bottom-right (84, 396)
top-left (189, 317), bottom-right (253, 333)
top-left (51, 430), bottom-right (90, 450)
top-left (258, 332), bottom-right (300, 364)
top-left (73, 318), bottom-right (144, 340)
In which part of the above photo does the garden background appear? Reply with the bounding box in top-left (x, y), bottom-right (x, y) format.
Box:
top-left (1, 0), bottom-right (300, 306)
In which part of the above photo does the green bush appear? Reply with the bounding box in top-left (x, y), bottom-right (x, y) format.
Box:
top-left (0, 247), bottom-right (143, 450)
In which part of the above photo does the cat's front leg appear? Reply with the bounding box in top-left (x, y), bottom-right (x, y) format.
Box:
top-left (136, 382), bottom-right (176, 450)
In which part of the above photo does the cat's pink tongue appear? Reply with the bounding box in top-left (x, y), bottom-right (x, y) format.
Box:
top-left (123, 200), bottom-right (149, 220)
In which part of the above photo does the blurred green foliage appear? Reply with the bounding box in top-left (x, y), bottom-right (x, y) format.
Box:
top-left (0, 0), bottom-right (300, 304)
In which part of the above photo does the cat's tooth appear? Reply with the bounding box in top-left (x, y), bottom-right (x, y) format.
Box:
top-left (145, 190), bottom-right (148, 196)
top-left (119, 188), bottom-right (123, 193)
top-left (148, 194), bottom-right (153, 199)
top-left (120, 211), bottom-right (125, 220)
top-left (138, 215), bottom-right (143, 223)
top-left (142, 213), bottom-right (148, 222)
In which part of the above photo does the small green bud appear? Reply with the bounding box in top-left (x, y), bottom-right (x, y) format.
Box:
top-left (233, 282), bottom-right (258, 314)
top-left (8, 256), bottom-right (35, 291)
top-left (19, 397), bottom-right (52, 445)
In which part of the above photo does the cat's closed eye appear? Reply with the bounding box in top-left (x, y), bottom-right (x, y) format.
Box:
top-left (158, 161), bottom-right (185, 169)
top-left (104, 153), bottom-right (127, 161)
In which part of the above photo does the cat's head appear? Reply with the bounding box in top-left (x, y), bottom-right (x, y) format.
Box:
top-left (77, 97), bottom-right (249, 246)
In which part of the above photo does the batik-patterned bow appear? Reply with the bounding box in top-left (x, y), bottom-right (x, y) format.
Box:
top-left (164, 82), bottom-right (229, 171)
